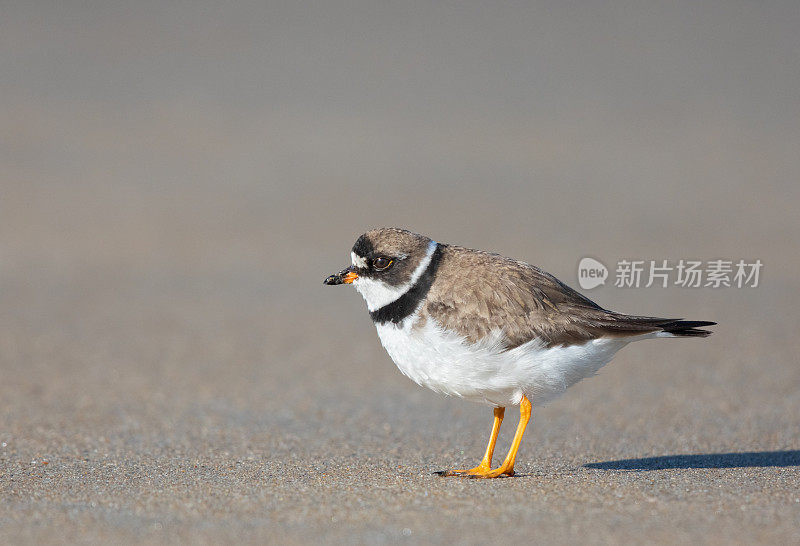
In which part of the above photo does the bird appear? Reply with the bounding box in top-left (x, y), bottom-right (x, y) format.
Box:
top-left (323, 228), bottom-right (714, 478)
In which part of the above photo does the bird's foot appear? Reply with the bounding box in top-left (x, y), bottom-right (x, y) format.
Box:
top-left (466, 466), bottom-right (515, 479)
top-left (436, 463), bottom-right (490, 477)
top-left (436, 463), bottom-right (514, 478)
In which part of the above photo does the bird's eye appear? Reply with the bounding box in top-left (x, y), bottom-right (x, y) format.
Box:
top-left (372, 256), bottom-right (393, 271)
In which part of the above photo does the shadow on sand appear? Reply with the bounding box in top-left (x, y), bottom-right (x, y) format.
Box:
top-left (585, 450), bottom-right (800, 470)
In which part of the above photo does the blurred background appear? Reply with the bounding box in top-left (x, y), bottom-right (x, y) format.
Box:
top-left (2, 1), bottom-right (799, 543)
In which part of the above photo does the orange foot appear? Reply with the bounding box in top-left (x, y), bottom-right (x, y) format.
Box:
top-left (465, 465), bottom-right (515, 479)
top-left (436, 463), bottom-right (491, 477)
top-left (436, 463), bottom-right (515, 478)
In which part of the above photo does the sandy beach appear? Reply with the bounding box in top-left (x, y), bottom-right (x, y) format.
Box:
top-left (2, 2), bottom-right (799, 543)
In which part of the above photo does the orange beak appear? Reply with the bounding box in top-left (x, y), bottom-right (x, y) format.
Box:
top-left (323, 266), bottom-right (359, 285)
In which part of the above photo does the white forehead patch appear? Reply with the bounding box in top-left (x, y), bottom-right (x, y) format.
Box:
top-left (351, 252), bottom-right (368, 269)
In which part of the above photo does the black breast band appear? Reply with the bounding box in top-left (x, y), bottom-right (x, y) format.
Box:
top-left (370, 244), bottom-right (443, 325)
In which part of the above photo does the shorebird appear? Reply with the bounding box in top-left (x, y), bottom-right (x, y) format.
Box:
top-left (324, 228), bottom-right (714, 478)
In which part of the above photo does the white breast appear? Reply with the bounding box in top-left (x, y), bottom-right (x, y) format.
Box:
top-left (376, 314), bottom-right (632, 407)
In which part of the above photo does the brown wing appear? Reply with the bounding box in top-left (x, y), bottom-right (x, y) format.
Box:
top-left (424, 245), bottom-right (703, 348)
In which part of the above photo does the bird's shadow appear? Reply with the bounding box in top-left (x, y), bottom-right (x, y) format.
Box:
top-left (585, 450), bottom-right (800, 470)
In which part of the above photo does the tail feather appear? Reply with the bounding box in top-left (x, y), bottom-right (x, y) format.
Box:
top-left (658, 320), bottom-right (716, 338)
top-left (594, 313), bottom-right (716, 339)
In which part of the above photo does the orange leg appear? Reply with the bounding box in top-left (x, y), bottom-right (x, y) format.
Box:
top-left (473, 395), bottom-right (531, 478)
top-left (456, 396), bottom-right (531, 478)
top-left (440, 407), bottom-right (505, 476)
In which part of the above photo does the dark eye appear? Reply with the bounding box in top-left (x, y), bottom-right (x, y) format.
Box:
top-left (372, 256), bottom-right (393, 271)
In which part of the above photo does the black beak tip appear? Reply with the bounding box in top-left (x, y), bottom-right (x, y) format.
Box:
top-left (324, 274), bottom-right (342, 286)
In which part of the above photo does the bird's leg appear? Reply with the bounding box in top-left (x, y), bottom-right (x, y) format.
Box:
top-left (470, 395), bottom-right (531, 479)
top-left (472, 406), bottom-right (505, 472)
top-left (440, 407), bottom-right (505, 476)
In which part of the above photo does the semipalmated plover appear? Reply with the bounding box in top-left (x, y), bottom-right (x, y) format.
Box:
top-left (324, 228), bottom-right (714, 478)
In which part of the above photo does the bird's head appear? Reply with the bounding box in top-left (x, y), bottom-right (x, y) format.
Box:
top-left (323, 228), bottom-right (436, 311)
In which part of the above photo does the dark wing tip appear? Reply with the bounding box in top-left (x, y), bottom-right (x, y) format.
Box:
top-left (660, 320), bottom-right (716, 337)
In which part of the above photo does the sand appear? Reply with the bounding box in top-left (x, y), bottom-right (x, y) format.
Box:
top-left (2, 2), bottom-right (800, 543)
